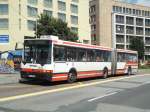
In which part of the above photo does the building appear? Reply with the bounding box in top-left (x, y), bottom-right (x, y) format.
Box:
top-left (90, 0), bottom-right (150, 60)
top-left (0, 0), bottom-right (90, 51)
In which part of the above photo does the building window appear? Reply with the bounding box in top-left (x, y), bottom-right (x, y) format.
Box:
top-left (90, 5), bottom-right (96, 13)
top-left (116, 15), bottom-right (124, 24)
top-left (113, 6), bottom-right (122, 13)
top-left (129, 8), bottom-right (132, 14)
top-left (58, 1), bottom-right (66, 11)
top-left (58, 13), bottom-right (66, 22)
top-left (19, 18), bottom-right (21, 30)
top-left (91, 24), bottom-right (96, 31)
top-left (133, 9), bottom-right (135, 15)
top-left (136, 27), bottom-right (143, 35)
top-left (116, 25), bottom-right (124, 34)
top-left (142, 10), bottom-right (145, 16)
top-left (145, 37), bottom-right (150, 45)
top-left (136, 18), bottom-right (143, 26)
top-left (72, 0), bottom-right (78, 3)
top-left (126, 8), bottom-right (129, 14)
top-left (83, 40), bottom-right (89, 44)
top-left (123, 7), bottom-right (125, 13)
top-left (43, 10), bottom-right (52, 17)
top-left (0, 4), bottom-right (8, 15)
top-left (71, 15), bottom-right (78, 25)
top-left (116, 35), bottom-right (124, 43)
top-left (126, 26), bottom-right (134, 34)
top-left (127, 36), bottom-right (134, 44)
top-left (0, 18), bottom-right (8, 29)
top-left (126, 16), bottom-right (134, 25)
top-left (19, 4), bottom-right (21, 15)
top-left (145, 19), bottom-right (150, 27)
top-left (43, 0), bottom-right (52, 8)
top-left (27, 0), bottom-right (38, 5)
top-left (90, 15), bottom-right (96, 23)
top-left (116, 45), bottom-right (124, 49)
top-left (27, 20), bottom-right (36, 31)
top-left (145, 28), bottom-right (150, 36)
top-left (27, 6), bottom-right (38, 17)
top-left (71, 27), bottom-right (78, 33)
top-left (71, 4), bottom-right (78, 14)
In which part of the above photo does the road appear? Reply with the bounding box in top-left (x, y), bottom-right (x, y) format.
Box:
top-left (0, 74), bottom-right (150, 112)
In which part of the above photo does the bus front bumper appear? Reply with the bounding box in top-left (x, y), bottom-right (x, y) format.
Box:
top-left (20, 70), bottom-right (52, 81)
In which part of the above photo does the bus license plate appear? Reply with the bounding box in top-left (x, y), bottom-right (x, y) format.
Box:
top-left (28, 75), bottom-right (36, 78)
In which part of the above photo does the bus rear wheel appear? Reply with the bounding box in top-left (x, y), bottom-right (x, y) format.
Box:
top-left (67, 71), bottom-right (77, 83)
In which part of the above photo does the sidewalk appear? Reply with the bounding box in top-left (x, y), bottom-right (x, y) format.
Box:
top-left (0, 73), bottom-right (20, 85)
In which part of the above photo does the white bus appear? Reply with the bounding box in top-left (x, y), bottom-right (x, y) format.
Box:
top-left (112, 49), bottom-right (138, 76)
top-left (20, 36), bottom-right (138, 83)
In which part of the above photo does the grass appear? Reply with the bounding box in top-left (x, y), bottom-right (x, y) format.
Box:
top-left (138, 65), bottom-right (150, 74)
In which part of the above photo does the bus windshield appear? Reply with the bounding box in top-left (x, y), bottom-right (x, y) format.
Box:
top-left (24, 40), bottom-right (51, 64)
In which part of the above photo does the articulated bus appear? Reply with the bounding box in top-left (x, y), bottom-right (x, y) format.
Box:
top-left (20, 36), bottom-right (138, 83)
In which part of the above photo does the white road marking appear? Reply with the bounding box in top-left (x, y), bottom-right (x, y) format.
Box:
top-left (88, 92), bottom-right (118, 102)
top-left (0, 74), bottom-right (149, 102)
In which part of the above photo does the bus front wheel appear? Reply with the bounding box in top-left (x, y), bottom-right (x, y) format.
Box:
top-left (67, 71), bottom-right (77, 83)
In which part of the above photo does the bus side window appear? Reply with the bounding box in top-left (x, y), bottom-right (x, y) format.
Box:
top-left (67, 47), bottom-right (77, 61)
top-left (117, 53), bottom-right (126, 62)
top-left (77, 49), bottom-right (87, 62)
top-left (54, 46), bottom-right (66, 61)
top-left (87, 50), bottom-right (95, 62)
top-left (96, 50), bottom-right (104, 62)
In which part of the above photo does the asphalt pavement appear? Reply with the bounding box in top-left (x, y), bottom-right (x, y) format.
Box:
top-left (0, 74), bottom-right (150, 112)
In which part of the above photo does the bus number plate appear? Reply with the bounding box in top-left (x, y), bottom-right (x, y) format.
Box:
top-left (28, 75), bottom-right (36, 78)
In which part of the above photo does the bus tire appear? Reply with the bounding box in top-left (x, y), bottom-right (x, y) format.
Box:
top-left (127, 66), bottom-right (132, 75)
top-left (103, 68), bottom-right (108, 79)
top-left (67, 71), bottom-right (77, 83)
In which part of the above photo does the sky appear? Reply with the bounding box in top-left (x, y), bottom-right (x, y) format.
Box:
top-left (119, 0), bottom-right (150, 6)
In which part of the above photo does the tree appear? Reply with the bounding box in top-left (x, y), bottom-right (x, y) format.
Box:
top-left (36, 14), bottom-right (78, 42)
top-left (130, 37), bottom-right (145, 60)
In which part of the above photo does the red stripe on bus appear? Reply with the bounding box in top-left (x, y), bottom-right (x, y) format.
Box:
top-left (52, 77), bottom-right (68, 81)
top-left (77, 71), bottom-right (103, 79)
top-left (52, 73), bottom-right (68, 82)
top-left (21, 68), bottom-right (53, 73)
top-left (63, 42), bottom-right (112, 51)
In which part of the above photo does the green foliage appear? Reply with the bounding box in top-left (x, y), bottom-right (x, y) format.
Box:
top-left (130, 37), bottom-right (145, 60)
top-left (139, 65), bottom-right (150, 69)
top-left (36, 14), bottom-right (78, 42)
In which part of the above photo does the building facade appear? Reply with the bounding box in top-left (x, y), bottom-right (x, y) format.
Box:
top-left (0, 0), bottom-right (90, 51)
top-left (90, 0), bottom-right (150, 60)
